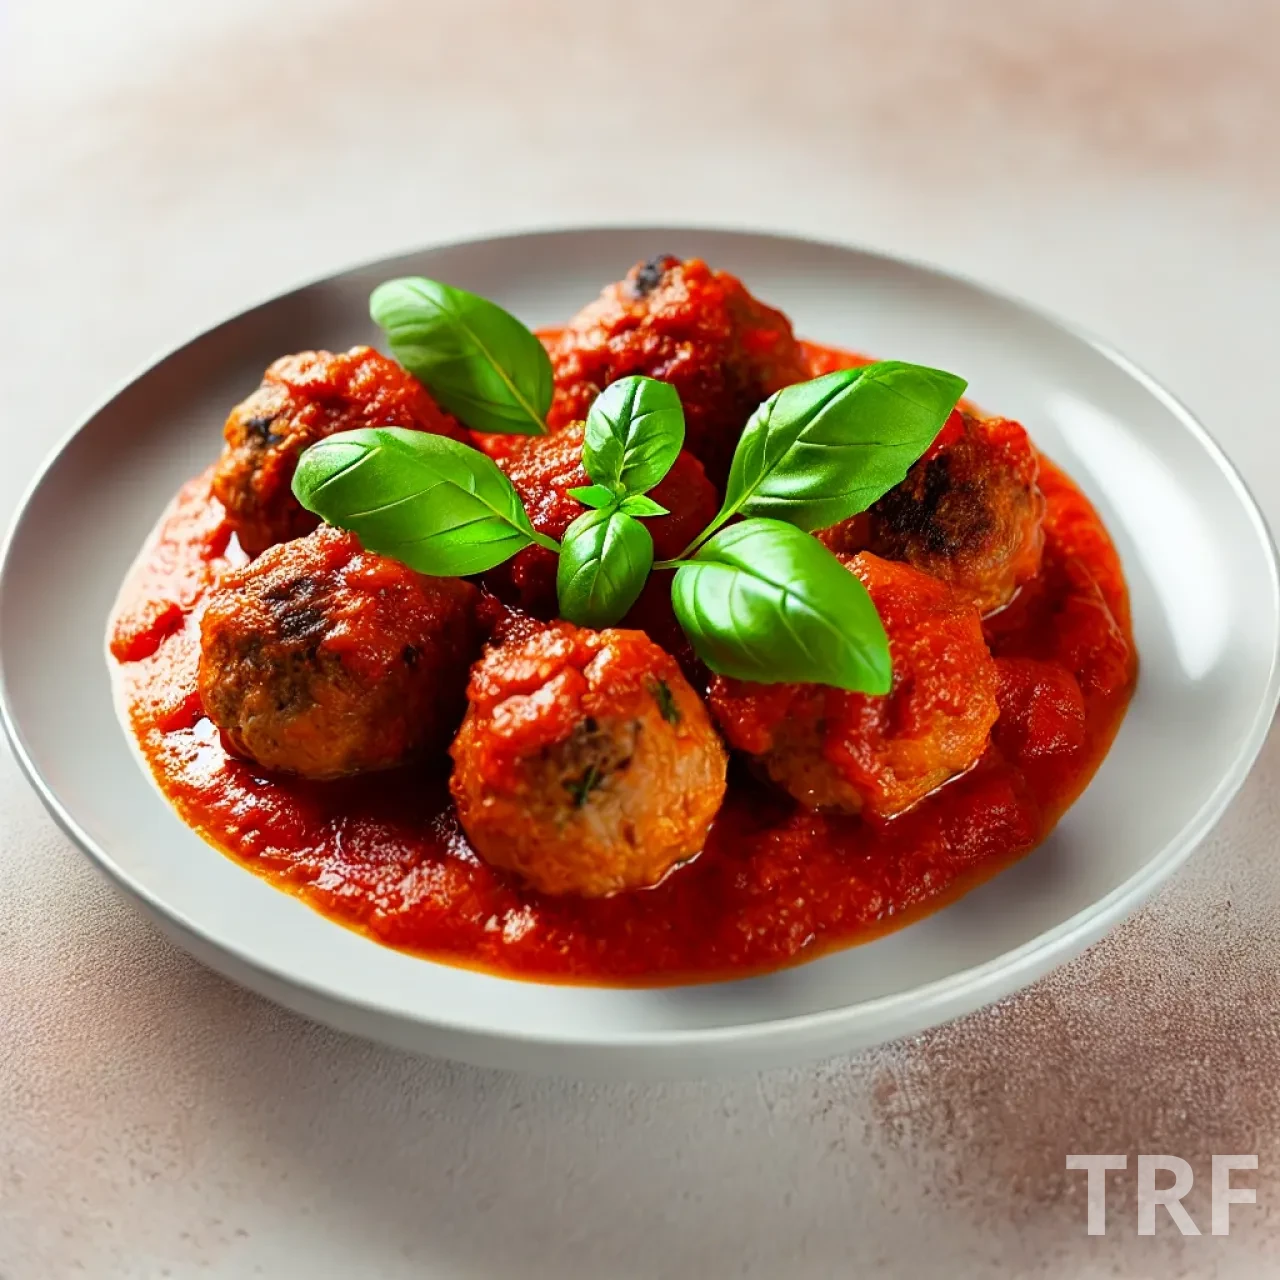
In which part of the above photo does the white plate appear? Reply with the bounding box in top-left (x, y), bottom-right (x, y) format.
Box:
top-left (2, 228), bottom-right (1277, 1078)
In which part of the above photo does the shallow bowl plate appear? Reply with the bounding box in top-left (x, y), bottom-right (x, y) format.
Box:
top-left (3, 227), bottom-right (1277, 1077)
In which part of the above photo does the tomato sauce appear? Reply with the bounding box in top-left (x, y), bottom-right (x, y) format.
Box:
top-left (108, 344), bottom-right (1136, 985)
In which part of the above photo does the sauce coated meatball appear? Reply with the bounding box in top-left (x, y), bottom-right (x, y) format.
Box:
top-left (449, 624), bottom-right (728, 897)
top-left (547, 256), bottom-right (808, 486)
top-left (212, 346), bottom-right (468, 557)
top-left (198, 525), bottom-right (480, 779)
top-left (476, 423), bottom-right (719, 616)
top-left (708, 552), bottom-right (998, 819)
top-left (819, 411), bottom-right (1044, 615)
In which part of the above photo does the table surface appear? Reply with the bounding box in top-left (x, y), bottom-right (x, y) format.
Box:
top-left (3, 0), bottom-right (1279, 1275)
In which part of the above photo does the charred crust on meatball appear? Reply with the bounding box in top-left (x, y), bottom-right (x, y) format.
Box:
top-left (830, 412), bottom-right (1045, 615)
top-left (259, 575), bottom-right (330, 642)
top-left (242, 413), bottom-right (284, 447)
top-left (872, 454), bottom-right (996, 558)
top-left (629, 254), bottom-right (678, 298)
top-left (273, 606), bottom-right (326, 643)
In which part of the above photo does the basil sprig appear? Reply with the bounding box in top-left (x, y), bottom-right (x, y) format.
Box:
top-left (291, 275), bottom-right (971, 693)
top-left (671, 519), bottom-right (891, 693)
top-left (370, 277), bottom-right (552, 436)
top-left (551, 374), bottom-right (683, 623)
top-left (292, 428), bottom-right (559, 576)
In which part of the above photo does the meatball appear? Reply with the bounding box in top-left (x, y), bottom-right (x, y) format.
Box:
top-left (449, 623), bottom-right (728, 896)
top-left (547, 256), bottom-right (808, 486)
top-left (476, 423), bottom-right (719, 616)
top-left (819, 411), bottom-right (1045, 615)
top-left (212, 346), bottom-right (468, 556)
top-left (198, 524), bottom-right (480, 779)
top-left (708, 552), bottom-right (999, 819)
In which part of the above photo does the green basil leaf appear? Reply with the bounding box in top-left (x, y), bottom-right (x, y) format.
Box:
top-left (671, 519), bottom-right (890, 693)
top-left (556, 507), bottom-right (654, 628)
top-left (618, 494), bottom-right (670, 518)
top-left (721, 362), bottom-right (967, 531)
top-left (566, 484), bottom-right (619, 510)
top-left (370, 277), bottom-right (551, 436)
top-left (292, 427), bottom-right (551, 576)
top-left (582, 375), bottom-right (684, 496)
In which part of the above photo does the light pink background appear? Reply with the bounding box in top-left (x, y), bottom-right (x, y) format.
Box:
top-left (3, 1), bottom-right (1279, 1274)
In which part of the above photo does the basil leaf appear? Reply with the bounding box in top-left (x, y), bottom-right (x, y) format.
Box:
top-left (292, 427), bottom-right (552, 576)
top-left (370, 277), bottom-right (551, 436)
top-left (721, 362), bottom-right (967, 532)
top-left (671, 519), bottom-right (890, 693)
top-left (556, 507), bottom-right (654, 628)
top-left (582, 376), bottom-right (684, 496)
top-left (566, 484), bottom-right (619, 510)
top-left (618, 494), bottom-right (669, 518)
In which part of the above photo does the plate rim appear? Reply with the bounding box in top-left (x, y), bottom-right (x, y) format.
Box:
top-left (3, 223), bottom-right (1278, 1054)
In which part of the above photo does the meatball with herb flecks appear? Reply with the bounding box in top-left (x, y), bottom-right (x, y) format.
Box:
top-left (708, 552), bottom-right (998, 819)
top-left (819, 410), bottom-right (1044, 615)
top-left (449, 623), bottom-right (728, 897)
top-left (198, 525), bottom-right (480, 779)
top-left (212, 346), bottom-right (469, 557)
top-left (546, 256), bottom-right (808, 487)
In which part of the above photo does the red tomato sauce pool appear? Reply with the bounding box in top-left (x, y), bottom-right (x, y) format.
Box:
top-left (108, 343), bottom-right (1137, 985)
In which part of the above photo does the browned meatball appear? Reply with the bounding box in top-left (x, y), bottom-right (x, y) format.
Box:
top-left (819, 410), bottom-right (1045, 615)
top-left (708, 552), bottom-right (998, 819)
top-left (212, 346), bottom-right (469, 556)
top-left (449, 623), bottom-right (728, 896)
top-left (546, 256), bottom-right (808, 487)
top-left (198, 525), bottom-right (480, 779)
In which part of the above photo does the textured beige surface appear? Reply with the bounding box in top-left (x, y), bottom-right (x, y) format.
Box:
top-left (3, 0), bottom-right (1280, 1275)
